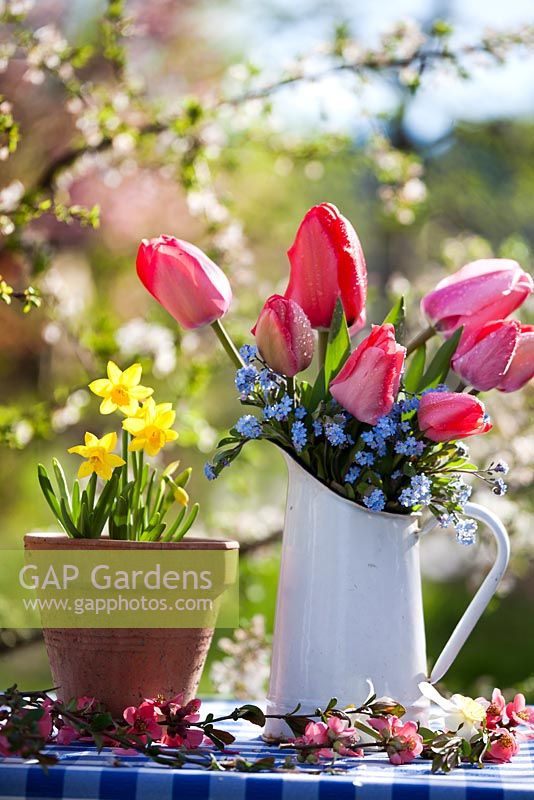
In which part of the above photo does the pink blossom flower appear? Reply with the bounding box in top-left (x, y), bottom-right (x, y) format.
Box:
top-left (123, 701), bottom-right (162, 742)
top-left (296, 716), bottom-right (363, 760)
top-left (369, 716), bottom-right (423, 765)
top-left (146, 694), bottom-right (204, 749)
top-left (477, 688), bottom-right (506, 729)
top-left (506, 694), bottom-right (534, 728)
top-left (484, 728), bottom-right (519, 763)
top-left (56, 725), bottom-right (80, 745)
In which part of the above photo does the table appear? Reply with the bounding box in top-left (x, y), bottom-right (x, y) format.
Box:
top-left (1, 700), bottom-right (533, 799)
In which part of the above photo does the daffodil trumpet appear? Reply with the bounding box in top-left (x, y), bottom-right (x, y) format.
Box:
top-left (37, 361), bottom-right (199, 541)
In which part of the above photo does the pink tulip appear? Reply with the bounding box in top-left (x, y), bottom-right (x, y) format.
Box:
top-left (452, 319), bottom-right (520, 391)
top-left (136, 235), bottom-right (232, 329)
top-left (284, 203), bottom-right (367, 331)
top-left (421, 259), bottom-right (533, 337)
top-left (252, 294), bottom-right (314, 377)
top-left (330, 324), bottom-right (405, 424)
top-left (418, 392), bottom-right (492, 442)
top-left (497, 325), bottom-right (534, 392)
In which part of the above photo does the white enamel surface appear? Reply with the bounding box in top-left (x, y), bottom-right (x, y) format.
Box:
top-left (264, 459), bottom-right (510, 741)
top-left (265, 457), bottom-right (427, 740)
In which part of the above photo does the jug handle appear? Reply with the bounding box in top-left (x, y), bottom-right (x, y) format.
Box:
top-left (422, 502), bottom-right (510, 684)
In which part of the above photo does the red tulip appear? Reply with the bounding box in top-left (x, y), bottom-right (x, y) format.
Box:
top-left (136, 235), bottom-right (232, 329)
top-left (421, 259), bottom-right (533, 337)
top-left (418, 392), bottom-right (492, 442)
top-left (452, 319), bottom-right (520, 391)
top-left (284, 203), bottom-right (367, 332)
top-left (329, 324), bottom-right (405, 424)
top-left (497, 324), bottom-right (534, 392)
top-left (252, 294), bottom-right (314, 377)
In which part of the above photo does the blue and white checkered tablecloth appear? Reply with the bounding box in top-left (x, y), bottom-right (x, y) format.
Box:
top-left (1, 701), bottom-right (533, 799)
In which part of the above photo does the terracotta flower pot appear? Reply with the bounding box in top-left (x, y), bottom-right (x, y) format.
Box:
top-left (23, 533), bottom-right (238, 718)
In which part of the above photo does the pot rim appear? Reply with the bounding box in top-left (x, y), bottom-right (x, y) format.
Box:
top-left (23, 532), bottom-right (239, 550)
top-left (282, 450), bottom-right (422, 523)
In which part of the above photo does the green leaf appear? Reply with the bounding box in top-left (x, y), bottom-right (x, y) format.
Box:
top-left (404, 343), bottom-right (426, 393)
top-left (37, 464), bottom-right (62, 523)
top-left (307, 366), bottom-right (326, 413)
top-left (86, 472), bottom-right (97, 510)
top-left (52, 458), bottom-right (71, 510)
top-left (161, 507), bottom-right (186, 542)
top-left (417, 327), bottom-right (463, 391)
top-left (92, 471), bottom-right (120, 535)
top-left (284, 715), bottom-right (314, 737)
top-left (91, 711), bottom-right (114, 732)
top-left (71, 481), bottom-right (81, 525)
top-left (324, 298), bottom-right (351, 387)
top-left (59, 498), bottom-right (81, 538)
top-left (382, 296), bottom-right (406, 344)
top-left (172, 503), bottom-right (199, 541)
top-left (110, 496), bottom-right (129, 540)
top-left (235, 704), bottom-right (266, 727)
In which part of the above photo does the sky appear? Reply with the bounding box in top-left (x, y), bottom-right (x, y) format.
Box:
top-left (201, 0), bottom-right (534, 141)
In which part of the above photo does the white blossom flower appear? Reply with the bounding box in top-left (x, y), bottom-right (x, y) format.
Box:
top-left (419, 682), bottom-right (486, 738)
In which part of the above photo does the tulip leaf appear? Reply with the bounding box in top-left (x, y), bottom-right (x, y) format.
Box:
top-left (382, 296), bottom-right (405, 344)
top-left (324, 298), bottom-right (351, 387)
top-left (404, 343), bottom-right (426, 393)
top-left (307, 366), bottom-right (326, 413)
top-left (417, 327), bottom-right (463, 391)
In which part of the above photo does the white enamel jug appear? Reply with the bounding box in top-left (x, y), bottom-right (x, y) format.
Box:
top-left (264, 456), bottom-right (510, 741)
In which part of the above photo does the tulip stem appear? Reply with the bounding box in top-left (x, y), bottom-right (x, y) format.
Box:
top-left (318, 330), bottom-right (329, 367)
top-left (406, 326), bottom-right (435, 356)
top-left (286, 376), bottom-right (295, 399)
top-left (211, 320), bottom-right (245, 369)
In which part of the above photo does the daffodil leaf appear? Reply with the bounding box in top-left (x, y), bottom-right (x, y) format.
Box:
top-left (59, 498), bottom-right (81, 538)
top-left (37, 464), bottom-right (62, 524)
top-left (172, 502), bottom-right (199, 541)
top-left (86, 473), bottom-right (97, 511)
top-left (161, 507), bottom-right (186, 542)
top-left (52, 458), bottom-right (71, 511)
top-left (174, 467), bottom-right (192, 489)
top-left (71, 480), bottom-right (80, 525)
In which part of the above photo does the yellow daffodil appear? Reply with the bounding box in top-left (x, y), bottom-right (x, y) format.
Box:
top-left (89, 361), bottom-right (153, 416)
top-left (122, 398), bottom-right (179, 457)
top-left (67, 432), bottom-right (126, 480)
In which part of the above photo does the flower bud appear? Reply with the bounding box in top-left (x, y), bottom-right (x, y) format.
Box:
top-left (252, 295), bottom-right (314, 377)
top-left (330, 324), bottom-right (405, 424)
top-left (284, 203), bottom-right (367, 332)
top-left (136, 235), bottom-right (232, 329)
